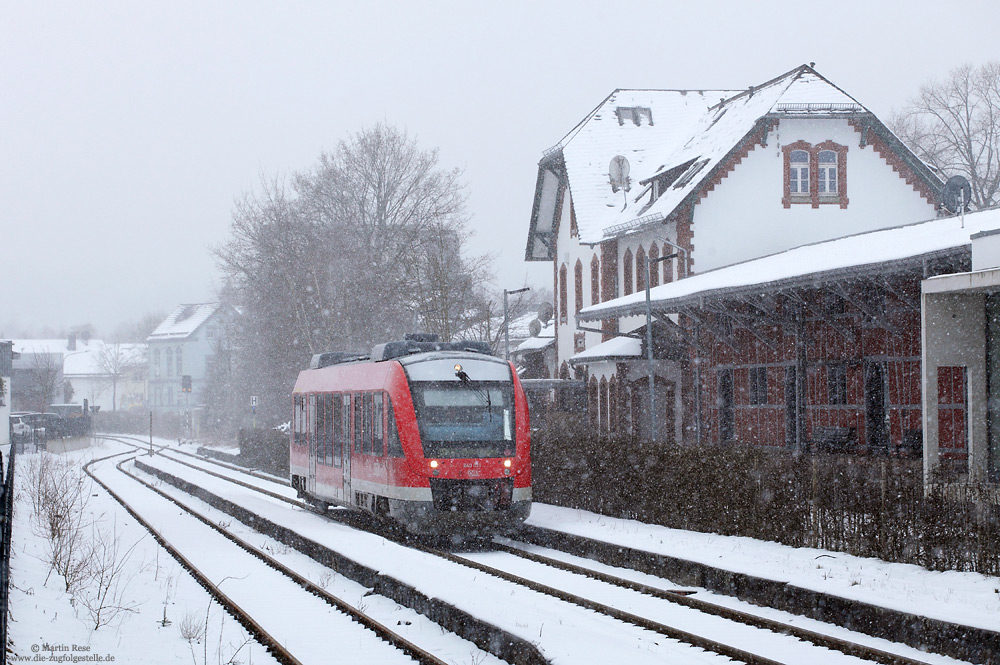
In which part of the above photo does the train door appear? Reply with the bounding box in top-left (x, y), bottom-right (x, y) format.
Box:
top-left (307, 395), bottom-right (317, 493)
top-left (340, 394), bottom-right (352, 500)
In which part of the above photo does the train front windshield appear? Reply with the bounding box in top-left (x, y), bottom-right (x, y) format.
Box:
top-left (411, 382), bottom-right (515, 458)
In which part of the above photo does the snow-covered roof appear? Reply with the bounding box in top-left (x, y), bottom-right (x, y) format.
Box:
top-left (569, 335), bottom-right (642, 364)
top-left (10, 338), bottom-right (85, 356)
top-left (9, 338), bottom-right (145, 377)
top-left (64, 342), bottom-right (146, 377)
top-left (148, 303), bottom-right (221, 341)
top-left (532, 65), bottom-right (894, 250)
top-left (579, 208), bottom-right (1000, 321)
top-left (515, 336), bottom-right (554, 353)
top-left (557, 87), bottom-right (735, 244)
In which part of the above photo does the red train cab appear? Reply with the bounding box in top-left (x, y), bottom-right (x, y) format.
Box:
top-left (290, 336), bottom-right (531, 535)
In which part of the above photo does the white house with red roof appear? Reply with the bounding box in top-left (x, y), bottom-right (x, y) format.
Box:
top-left (525, 64), bottom-right (943, 445)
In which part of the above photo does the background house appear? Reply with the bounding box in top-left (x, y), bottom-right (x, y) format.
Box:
top-left (9, 336), bottom-right (147, 414)
top-left (147, 303), bottom-right (233, 418)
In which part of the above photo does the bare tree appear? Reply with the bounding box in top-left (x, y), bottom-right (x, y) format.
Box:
top-left (23, 351), bottom-right (62, 412)
top-left (891, 62), bottom-right (1000, 209)
top-left (410, 223), bottom-right (495, 341)
top-left (113, 311), bottom-right (167, 343)
top-left (94, 341), bottom-right (146, 411)
top-left (24, 455), bottom-right (93, 592)
top-left (211, 123), bottom-right (490, 429)
top-left (77, 522), bottom-right (145, 630)
top-left (295, 122), bottom-right (478, 347)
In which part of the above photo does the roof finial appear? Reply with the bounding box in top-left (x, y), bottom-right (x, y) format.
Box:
top-left (809, 62), bottom-right (816, 69)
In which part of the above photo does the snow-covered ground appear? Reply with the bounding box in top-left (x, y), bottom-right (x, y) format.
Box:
top-left (6, 437), bottom-right (999, 664)
top-left (528, 504), bottom-right (1000, 634)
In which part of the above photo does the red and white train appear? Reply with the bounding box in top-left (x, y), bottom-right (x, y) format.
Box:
top-left (290, 335), bottom-right (532, 535)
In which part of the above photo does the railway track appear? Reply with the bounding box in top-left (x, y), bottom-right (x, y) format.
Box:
top-left (85, 441), bottom-right (496, 665)
top-left (109, 436), bottom-right (960, 665)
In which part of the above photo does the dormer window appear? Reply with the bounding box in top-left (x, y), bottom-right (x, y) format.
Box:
top-left (783, 141), bottom-right (849, 208)
top-left (672, 158), bottom-right (709, 190)
top-left (615, 106), bottom-right (653, 126)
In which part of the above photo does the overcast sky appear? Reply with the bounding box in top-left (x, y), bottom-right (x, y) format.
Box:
top-left (3, 0), bottom-right (999, 338)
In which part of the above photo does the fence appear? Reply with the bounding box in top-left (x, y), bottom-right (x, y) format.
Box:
top-left (532, 415), bottom-right (1000, 576)
top-left (0, 441), bottom-right (17, 664)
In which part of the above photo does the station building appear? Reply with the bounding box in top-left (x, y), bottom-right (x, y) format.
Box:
top-left (524, 63), bottom-right (971, 459)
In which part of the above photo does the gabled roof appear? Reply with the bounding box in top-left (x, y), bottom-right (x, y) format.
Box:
top-left (526, 64), bottom-right (940, 253)
top-left (147, 303), bottom-right (222, 342)
top-left (578, 208), bottom-right (1000, 322)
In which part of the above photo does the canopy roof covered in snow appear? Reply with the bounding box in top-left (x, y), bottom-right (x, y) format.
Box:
top-left (579, 208), bottom-right (1000, 322)
top-left (569, 334), bottom-right (642, 365)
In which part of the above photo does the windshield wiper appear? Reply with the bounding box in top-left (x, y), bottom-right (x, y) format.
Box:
top-left (455, 367), bottom-right (494, 419)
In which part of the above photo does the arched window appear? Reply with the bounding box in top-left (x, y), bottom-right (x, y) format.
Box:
top-left (635, 246), bottom-right (646, 293)
top-left (789, 149), bottom-right (809, 195)
top-left (166, 348), bottom-right (174, 377)
top-left (818, 150), bottom-right (837, 194)
top-left (623, 249), bottom-right (633, 296)
top-left (574, 260), bottom-right (583, 314)
top-left (591, 255), bottom-right (600, 305)
top-left (176, 347), bottom-right (183, 376)
top-left (648, 244), bottom-right (660, 288)
top-left (559, 264), bottom-right (568, 324)
top-left (783, 141), bottom-right (848, 208)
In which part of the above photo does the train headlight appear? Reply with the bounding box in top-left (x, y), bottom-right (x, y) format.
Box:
top-left (430, 460), bottom-right (439, 468)
top-left (503, 459), bottom-right (512, 468)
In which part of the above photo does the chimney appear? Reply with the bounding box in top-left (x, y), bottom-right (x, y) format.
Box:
top-left (68, 333), bottom-right (77, 351)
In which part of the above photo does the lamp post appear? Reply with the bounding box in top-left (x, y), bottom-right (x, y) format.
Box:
top-left (646, 253), bottom-right (677, 443)
top-left (503, 287), bottom-right (531, 361)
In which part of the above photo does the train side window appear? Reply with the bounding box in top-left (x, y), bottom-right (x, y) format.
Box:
top-left (354, 392), bottom-right (364, 453)
top-left (363, 392), bottom-right (373, 455)
top-left (332, 394), bottom-right (343, 467)
top-left (293, 395), bottom-right (304, 446)
top-left (387, 396), bottom-right (404, 457)
top-left (374, 392), bottom-right (384, 456)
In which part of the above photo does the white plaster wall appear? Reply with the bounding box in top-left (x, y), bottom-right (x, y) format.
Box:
top-left (921, 290), bottom-right (988, 481)
top-left (972, 231), bottom-right (1000, 271)
top-left (692, 118), bottom-right (937, 273)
